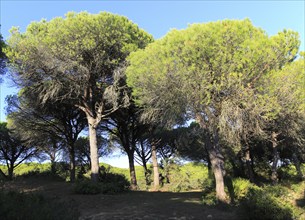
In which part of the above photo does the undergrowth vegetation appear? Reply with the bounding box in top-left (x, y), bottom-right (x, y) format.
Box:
top-left (1, 162), bottom-right (305, 219)
top-left (0, 191), bottom-right (79, 220)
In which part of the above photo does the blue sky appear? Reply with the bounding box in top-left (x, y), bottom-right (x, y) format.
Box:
top-left (0, 0), bottom-right (304, 167)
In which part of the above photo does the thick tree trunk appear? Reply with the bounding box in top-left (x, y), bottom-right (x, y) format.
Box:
top-left (88, 117), bottom-right (100, 182)
top-left (196, 114), bottom-right (227, 202)
top-left (127, 151), bottom-right (138, 190)
top-left (271, 132), bottom-right (279, 184)
top-left (292, 153), bottom-right (304, 180)
top-left (208, 146), bottom-right (227, 202)
top-left (69, 147), bottom-right (76, 182)
top-left (151, 144), bottom-right (159, 190)
top-left (245, 146), bottom-right (255, 183)
top-left (205, 132), bottom-right (227, 202)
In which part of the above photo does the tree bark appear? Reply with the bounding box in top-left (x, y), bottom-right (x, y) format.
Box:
top-left (245, 146), bottom-right (255, 183)
top-left (141, 160), bottom-right (151, 186)
top-left (151, 144), bottom-right (159, 190)
top-left (88, 117), bottom-right (100, 182)
top-left (69, 147), bottom-right (76, 182)
top-left (196, 113), bottom-right (227, 202)
top-left (127, 151), bottom-right (138, 190)
top-left (292, 153), bottom-right (303, 180)
top-left (207, 144), bottom-right (227, 202)
top-left (271, 132), bottom-right (279, 184)
top-left (50, 156), bottom-right (56, 175)
top-left (8, 163), bottom-right (14, 180)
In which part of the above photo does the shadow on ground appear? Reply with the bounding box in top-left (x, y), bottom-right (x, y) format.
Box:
top-left (2, 179), bottom-right (243, 220)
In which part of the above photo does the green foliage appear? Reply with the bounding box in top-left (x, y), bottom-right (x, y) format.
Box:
top-left (74, 171), bottom-right (130, 195)
top-left (165, 162), bottom-right (210, 192)
top-left (202, 190), bottom-right (218, 206)
top-left (232, 178), bottom-right (254, 200)
top-left (74, 180), bottom-right (102, 195)
top-left (242, 186), bottom-right (302, 220)
top-left (0, 190), bottom-right (79, 220)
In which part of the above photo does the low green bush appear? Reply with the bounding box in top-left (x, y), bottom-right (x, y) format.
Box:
top-left (232, 178), bottom-right (254, 200)
top-left (242, 186), bottom-right (295, 220)
top-left (0, 190), bottom-right (79, 220)
top-left (202, 190), bottom-right (218, 206)
top-left (166, 162), bottom-right (210, 192)
top-left (74, 172), bottom-right (130, 195)
top-left (74, 180), bottom-right (102, 194)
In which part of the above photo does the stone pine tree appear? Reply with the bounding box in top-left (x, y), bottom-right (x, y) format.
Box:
top-left (5, 12), bottom-right (153, 181)
top-left (0, 122), bottom-right (37, 179)
top-left (260, 54), bottom-right (305, 183)
top-left (6, 93), bottom-right (87, 182)
top-left (126, 19), bottom-right (300, 201)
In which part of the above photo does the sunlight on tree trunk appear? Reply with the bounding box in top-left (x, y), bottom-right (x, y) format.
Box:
top-left (88, 118), bottom-right (100, 182)
top-left (151, 144), bottom-right (159, 190)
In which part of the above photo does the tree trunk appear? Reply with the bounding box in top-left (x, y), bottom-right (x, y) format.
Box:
top-left (88, 117), bottom-right (100, 182)
top-left (151, 144), bottom-right (159, 190)
top-left (208, 147), bottom-right (227, 202)
top-left (0, 168), bottom-right (7, 179)
top-left (69, 147), bottom-right (76, 182)
top-left (205, 132), bottom-right (227, 202)
top-left (271, 132), bottom-right (279, 184)
top-left (292, 153), bottom-right (303, 180)
top-left (142, 161), bottom-right (151, 186)
top-left (196, 114), bottom-right (227, 202)
top-left (245, 146), bottom-right (255, 183)
top-left (50, 157), bottom-right (56, 175)
top-left (127, 151), bottom-right (138, 190)
top-left (8, 163), bottom-right (14, 180)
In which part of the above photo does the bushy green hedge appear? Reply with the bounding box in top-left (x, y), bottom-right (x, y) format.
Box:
top-left (232, 178), bottom-right (254, 200)
top-left (242, 186), bottom-right (295, 220)
top-left (74, 172), bottom-right (130, 195)
top-left (164, 162), bottom-right (210, 192)
top-left (0, 191), bottom-right (79, 220)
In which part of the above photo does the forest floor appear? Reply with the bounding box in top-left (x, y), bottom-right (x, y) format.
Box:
top-left (2, 178), bottom-right (243, 220)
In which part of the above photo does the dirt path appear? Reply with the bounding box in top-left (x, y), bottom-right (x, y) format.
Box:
top-left (2, 179), bottom-right (242, 220)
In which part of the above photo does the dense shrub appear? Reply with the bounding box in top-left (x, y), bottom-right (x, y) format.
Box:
top-left (74, 180), bottom-right (102, 194)
top-left (242, 186), bottom-right (295, 220)
top-left (232, 178), bottom-right (254, 200)
top-left (166, 162), bottom-right (210, 192)
top-left (202, 190), bottom-right (218, 206)
top-left (0, 191), bottom-right (79, 220)
top-left (74, 172), bottom-right (130, 195)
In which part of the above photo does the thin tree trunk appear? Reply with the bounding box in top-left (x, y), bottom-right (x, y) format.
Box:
top-left (50, 157), bottom-right (56, 175)
top-left (69, 147), bottom-right (76, 182)
top-left (245, 146), bottom-right (255, 183)
top-left (292, 153), bottom-right (303, 180)
top-left (151, 144), bottom-right (159, 190)
top-left (127, 151), bottom-right (138, 190)
top-left (8, 163), bottom-right (14, 180)
top-left (88, 117), bottom-right (100, 182)
top-left (271, 132), bottom-right (279, 184)
top-left (142, 161), bottom-right (150, 186)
